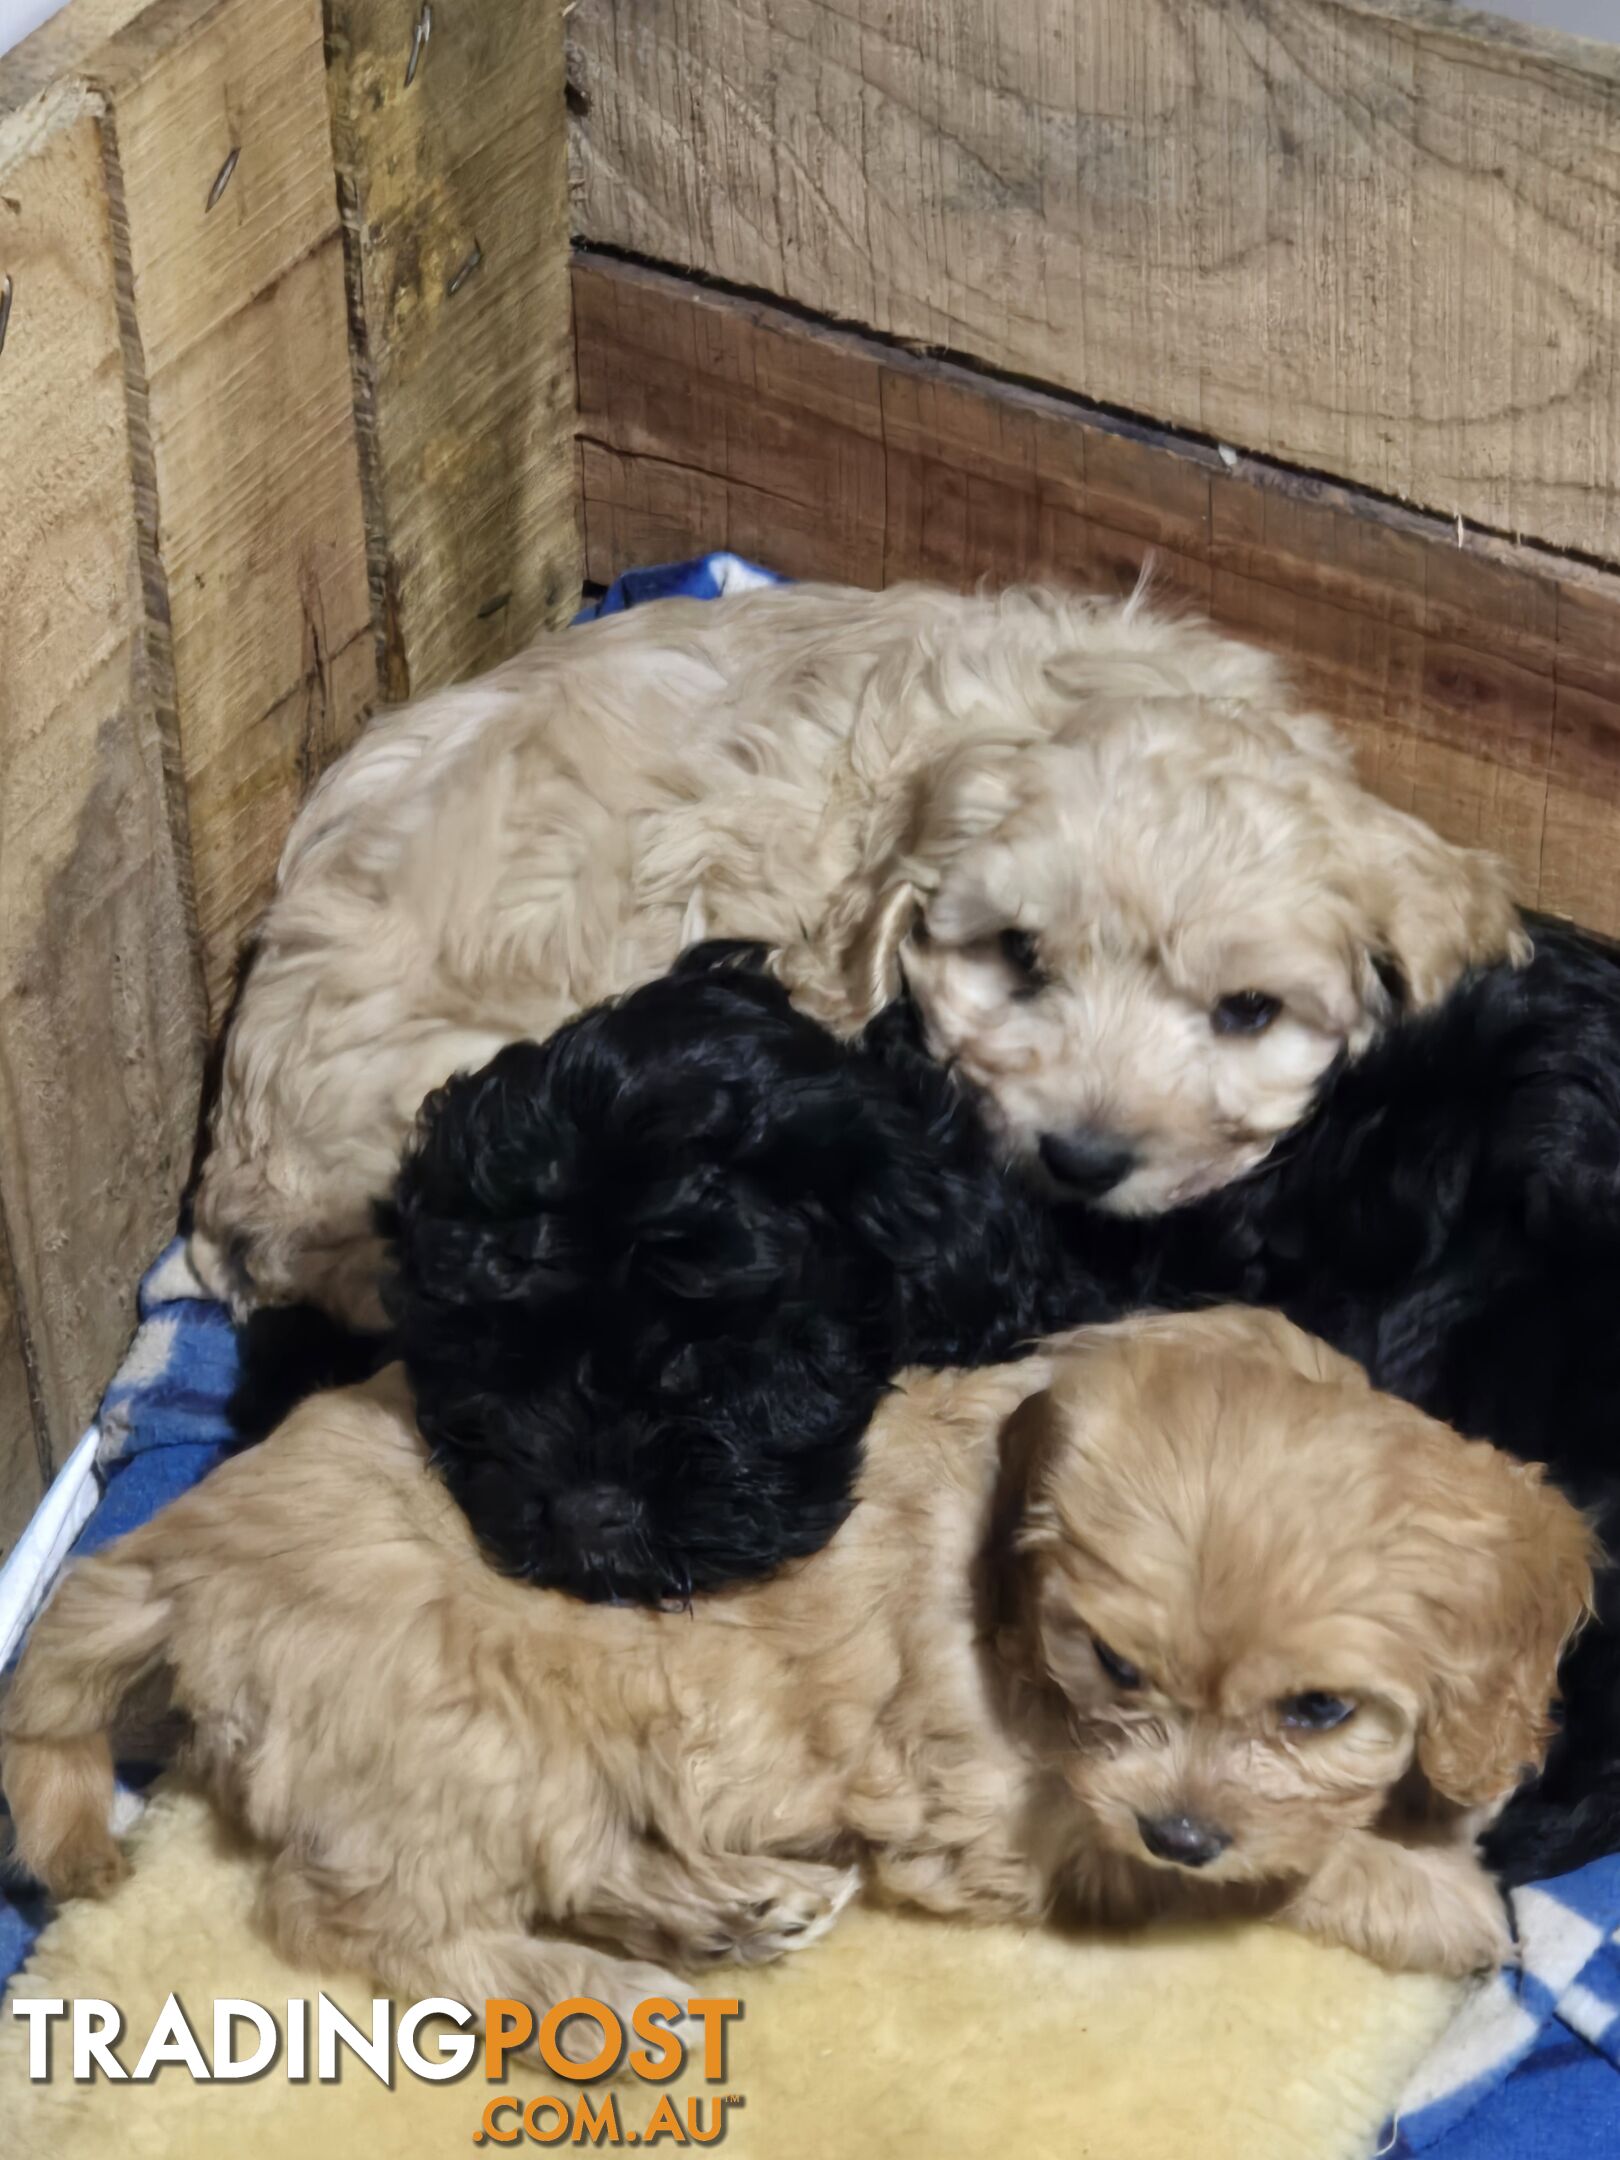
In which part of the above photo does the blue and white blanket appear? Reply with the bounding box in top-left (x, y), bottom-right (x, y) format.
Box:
top-left (2, 553), bottom-right (1617, 2160)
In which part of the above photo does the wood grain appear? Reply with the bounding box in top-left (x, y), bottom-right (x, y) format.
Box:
top-left (326, 0), bottom-right (582, 701)
top-left (0, 0), bottom-right (589, 1525)
top-left (575, 252), bottom-right (1620, 934)
top-left (0, 0), bottom-right (588, 1520)
top-left (0, 1247), bottom-right (44, 1560)
top-left (95, 0), bottom-right (375, 1019)
top-left (570, 0), bottom-right (1620, 565)
top-left (0, 0), bottom-right (145, 142)
top-left (0, 112), bottom-right (205, 1481)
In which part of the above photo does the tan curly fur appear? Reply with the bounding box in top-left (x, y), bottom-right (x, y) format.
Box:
top-left (189, 582), bottom-right (1523, 1324)
top-left (2, 1310), bottom-right (1588, 2035)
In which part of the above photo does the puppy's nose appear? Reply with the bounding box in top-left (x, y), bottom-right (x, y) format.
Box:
top-left (1038, 1129), bottom-right (1137, 1199)
top-left (1137, 1813), bottom-right (1232, 1870)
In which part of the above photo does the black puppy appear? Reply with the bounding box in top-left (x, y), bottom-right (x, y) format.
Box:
top-left (387, 919), bottom-right (1620, 1882)
top-left (385, 943), bottom-right (1127, 1606)
top-left (1137, 919), bottom-right (1620, 1887)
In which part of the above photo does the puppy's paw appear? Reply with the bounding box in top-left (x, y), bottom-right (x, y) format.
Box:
top-left (49, 1842), bottom-right (131, 1903)
top-left (1439, 1882), bottom-right (1516, 1980)
top-left (691, 1860), bottom-right (861, 1966)
top-left (1286, 1834), bottom-right (1513, 1978)
top-left (550, 1962), bottom-right (690, 2067)
top-left (738, 1862), bottom-right (861, 1963)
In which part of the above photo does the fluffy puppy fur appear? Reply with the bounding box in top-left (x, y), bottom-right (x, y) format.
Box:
top-left (190, 581), bottom-right (1520, 1325)
top-left (391, 916), bottom-right (1620, 1889)
top-left (1140, 920), bottom-right (1620, 1887)
top-left (384, 942), bottom-right (1126, 1604)
top-left (2, 1310), bottom-right (1590, 2027)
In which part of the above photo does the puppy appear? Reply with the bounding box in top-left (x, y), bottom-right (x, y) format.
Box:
top-left (1142, 918), bottom-right (1620, 1885)
top-left (384, 942), bottom-right (1131, 1604)
top-left (388, 916), bottom-right (1620, 1883)
top-left (190, 581), bottom-right (1520, 1324)
top-left (3, 1310), bottom-right (1590, 2023)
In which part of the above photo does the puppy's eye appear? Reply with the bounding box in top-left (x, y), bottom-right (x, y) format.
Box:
top-left (1093, 1637), bottom-right (1142, 1690)
top-left (1212, 990), bottom-right (1282, 1037)
top-left (1279, 1692), bottom-right (1356, 1731)
top-left (998, 927), bottom-right (1046, 996)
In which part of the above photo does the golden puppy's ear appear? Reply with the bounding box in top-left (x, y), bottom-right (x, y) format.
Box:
top-left (1412, 1439), bottom-right (1595, 1809)
top-left (1337, 798), bottom-right (1527, 1011)
top-left (778, 878), bottom-right (920, 1033)
top-left (779, 742), bottom-right (1023, 1032)
top-left (1030, 1562), bottom-right (1111, 1705)
top-left (984, 1386), bottom-right (1087, 1664)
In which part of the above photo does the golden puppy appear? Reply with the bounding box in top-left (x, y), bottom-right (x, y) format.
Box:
top-left (3, 1310), bottom-right (1587, 2028)
top-left (190, 583), bottom-right (1522, 1323)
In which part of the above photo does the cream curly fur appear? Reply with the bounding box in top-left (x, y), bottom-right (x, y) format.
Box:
top-left (191, 583), bottom-right (1523, 1324)
top-left (2, 1311), bottom-right (1589, 2018)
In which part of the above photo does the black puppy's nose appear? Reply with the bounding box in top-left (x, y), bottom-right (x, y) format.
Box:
top-left (1038, 1129), bottom-right (1137, 1199)
top-left (1137, 1813), bottom-right (1232, 1870)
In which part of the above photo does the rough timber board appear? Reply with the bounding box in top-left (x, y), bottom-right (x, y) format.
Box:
top-left (95, 0), bottom-right (375, 1022)
top-left (0, 111), bottom-right (205, 1481)
top-left (0, 0), bottom-right (588, 1524)
top-left (0, 1267), bottom-right (42, 1561)
top-left (326, 0), bottom-right (583, 702)
top-left (0, 0), bottom-right (146, 124)
top-left (574, 251), bottom-right (1620, 935)
top-left (569, 0), bottom-right (1620, 565)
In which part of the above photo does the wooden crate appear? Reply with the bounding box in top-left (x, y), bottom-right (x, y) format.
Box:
top-left (6, 0), bottom-right (1620, 1558)
top-left (568, 0), bottom-right (1620, 933)
top-left (574, 251), bottom-right (1620, 933)
top-left (0, 0), bottom-right (582, 1551)
top-left (570, 0), bottom-right (1620, 563)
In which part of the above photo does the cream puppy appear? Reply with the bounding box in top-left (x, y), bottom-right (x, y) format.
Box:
top-left (191, 583), bottom-right (1522, 1323)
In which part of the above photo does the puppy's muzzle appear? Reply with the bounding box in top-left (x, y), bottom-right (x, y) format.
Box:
top-left (1136, 1812), bottom-right (1232, 1870)
top-left (1038, 1129), bottom-right (1137, 1200)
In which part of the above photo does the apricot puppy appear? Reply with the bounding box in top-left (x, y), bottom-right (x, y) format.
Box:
top-left (3, 1310), bottom-right (1588, 2031)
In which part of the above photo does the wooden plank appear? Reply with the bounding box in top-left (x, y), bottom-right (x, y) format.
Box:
top-left (0, 0), bottom-right (586, 1497)
top-left (570, 0), bottom-right (1620, 565)
top-left (574, 255), bottom-right (888, 584)
top-left (0, 111), bottom-right (205, 1466)
top-left (574, 251), bottom-right (1620, 935)
top-left (0, 1264), bottom-right (44, 1563)
top-left (93, 0), bottom-right (375, 1019)
top-left (0, 0), bottom-right (148, 125)
top-left (326, 0), bottom-right (582, 701)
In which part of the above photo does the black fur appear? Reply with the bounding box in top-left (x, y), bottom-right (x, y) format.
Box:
top-left (385, 921), bottom-right (1620, 1883)
top-left (1143, 919), bottom-right (1620, 1886)
top-left (227, 1304), bottom-right (387, 1445)
top-left (384, 943), bottom-right (1130, 1606)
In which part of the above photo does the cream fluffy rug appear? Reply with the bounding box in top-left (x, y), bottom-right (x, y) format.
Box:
top-left (1, 1784), bottom-right (1460, 2160)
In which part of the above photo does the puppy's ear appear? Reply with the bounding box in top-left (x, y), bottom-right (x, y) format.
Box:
top-left (1336, 796), bottom-right (1527, 1012)
top-left (982, 1384), bottom-right (1075, 1647)
top-left (992, 1370), bottom-right (1144, 1708)
top-left (776, 878), bottom-right (919, 1033)
top-left (779, 747), bottom-right (1020, 1032)
top-left (1411, 1438), bottom-right (1594, 1809)
top-left (1030, 1568), bottom-right (1108, 1704)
